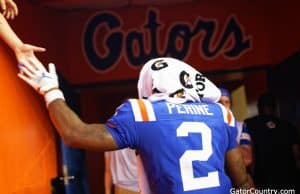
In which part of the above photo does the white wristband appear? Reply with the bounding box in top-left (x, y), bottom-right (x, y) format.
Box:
top-left (44, 89), bottom-right (65, 107)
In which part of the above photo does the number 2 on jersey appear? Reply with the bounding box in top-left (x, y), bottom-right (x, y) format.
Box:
top-left (177, 122), bottom-right (220, 191)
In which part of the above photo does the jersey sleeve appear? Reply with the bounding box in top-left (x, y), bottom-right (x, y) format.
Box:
top-left (239, 122), bottom-right (252, 145)
top-left (105, 100), bottom-right (138, 149)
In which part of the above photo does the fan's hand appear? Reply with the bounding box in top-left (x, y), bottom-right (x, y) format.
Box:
top-left (1, 0), bottom-right (18, 20)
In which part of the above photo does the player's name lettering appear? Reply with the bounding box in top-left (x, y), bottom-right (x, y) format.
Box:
top-left (166, 103), bottom-right (214, 115)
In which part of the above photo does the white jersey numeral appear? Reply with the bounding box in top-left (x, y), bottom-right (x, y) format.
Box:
top-left (177, 122), bottom-right (220, 191)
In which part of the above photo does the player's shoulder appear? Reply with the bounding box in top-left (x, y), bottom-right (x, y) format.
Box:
top-left (126, 98), bottom-right (157, 122)
top-left (214, 102), bottom-right (236, 127)
top-left (127, 98), bottom-right (153, 109)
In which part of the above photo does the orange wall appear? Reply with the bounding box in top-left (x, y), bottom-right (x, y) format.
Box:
top-left (0, 44), bottom-right (57, 193)
top-left (0, 2), bottom-right (64, 193)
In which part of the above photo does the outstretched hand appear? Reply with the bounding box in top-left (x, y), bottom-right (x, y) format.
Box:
top-left (18, 58), bottom-right (64, 106)
top-left (1, 0), bottom-right (18, 20)
top-left (18, 59), bottom-right (58, 94)
top-left (15, 43), bottom-right (46, 66)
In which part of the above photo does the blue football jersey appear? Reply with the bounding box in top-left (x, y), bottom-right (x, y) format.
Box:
top-left (106, 99), bottom-right (238, 194)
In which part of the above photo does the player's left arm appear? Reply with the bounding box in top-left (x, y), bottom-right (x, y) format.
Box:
top-left (238, 145), bottom-right (253, 167)
top-left (225, 147), bottom-right (254, 189)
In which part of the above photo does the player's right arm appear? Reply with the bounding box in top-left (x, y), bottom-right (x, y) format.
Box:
top-left (225, 147), bottom-right (254, 189)
top-left (18, 59), bottom-right (119, 151)
top-left (48, 99), bottom-right (119, 151)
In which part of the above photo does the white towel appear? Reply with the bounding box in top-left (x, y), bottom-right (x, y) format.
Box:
top-left (137, 57), bottom-right (221, 103)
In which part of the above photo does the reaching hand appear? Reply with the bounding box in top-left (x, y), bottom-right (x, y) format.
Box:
top-left (18, 59), bottom-right (58, 94)
top-left (1, 0), bottom-right (18, 20)
top-left (18, 58), bottom-right (64, 106)
top-left (15, 43), bottom-right (46, 65)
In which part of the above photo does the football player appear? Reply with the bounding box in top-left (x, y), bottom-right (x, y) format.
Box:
top-left (18, 57), bottom-right (253, 194)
